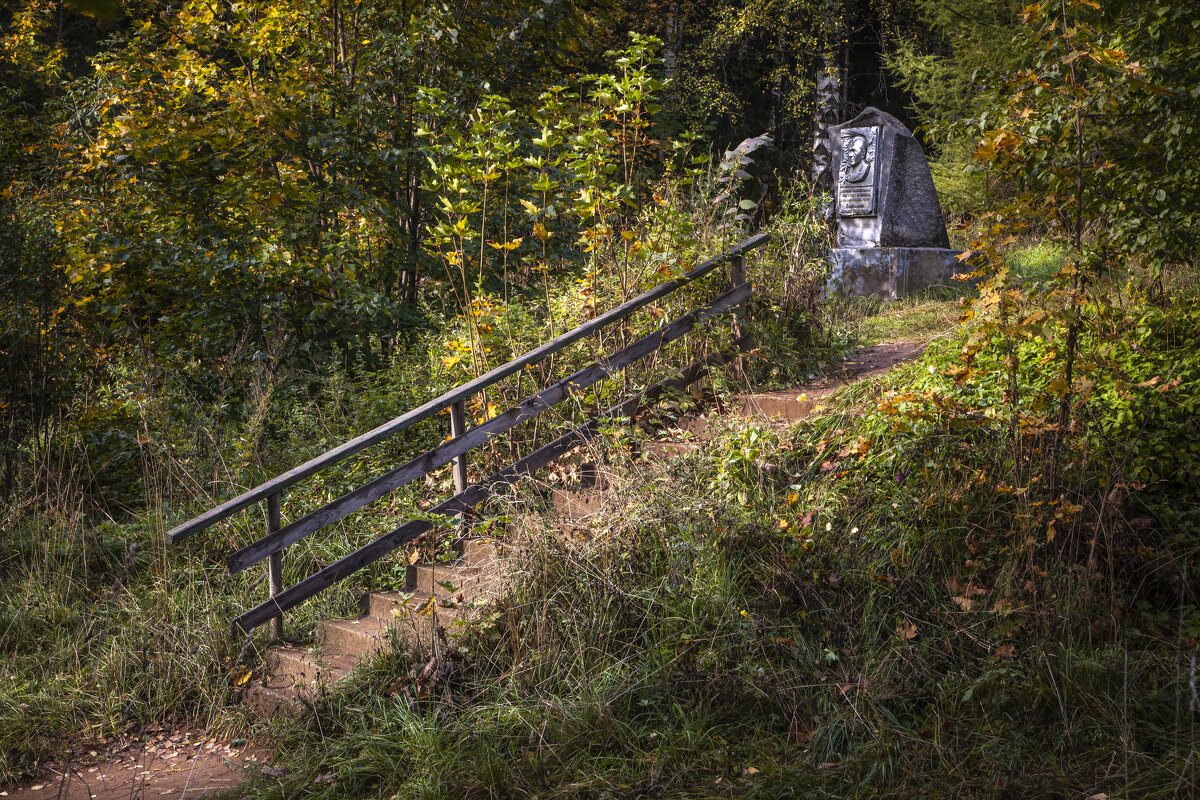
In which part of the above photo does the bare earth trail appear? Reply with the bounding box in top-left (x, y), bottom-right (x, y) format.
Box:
top-left (3, 728), bottom-right (269, 800)
top-left (6, 338), bottom-right (929, 800)
top-left (741, 338), bottom-right (927, 417)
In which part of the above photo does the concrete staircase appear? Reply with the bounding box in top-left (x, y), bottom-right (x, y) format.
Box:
top-left (245, 341), bottom-right (922, 713)
top-left (245, 536), bottom-right (504, 714)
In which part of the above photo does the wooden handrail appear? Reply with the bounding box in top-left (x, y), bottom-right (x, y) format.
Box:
top-left (225, 282), bottom-right (751, 574)
top-left (230, 333), bottom-right (751, 635)
top-left (166, 232), bottom-right (768, 544)
top-left (171, 233), bottom-right (769, 636)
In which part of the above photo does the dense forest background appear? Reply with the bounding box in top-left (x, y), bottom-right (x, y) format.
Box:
top-left (6, 0), bottom-right (1193, 517)
top-left (3, 0), bottom-right (1200, 796)
top-left (0, 0), bottom-right (961, 510)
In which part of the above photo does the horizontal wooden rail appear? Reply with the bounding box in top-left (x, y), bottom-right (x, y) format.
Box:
top-left (167, 233), bottom-right (768, 544)
top-left (231, 334), bottom-right (750, 635)
top-left (226, 282), bottom-right (751, 574)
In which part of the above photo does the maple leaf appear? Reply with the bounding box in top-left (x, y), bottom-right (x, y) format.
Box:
top-left (837, 436), bottom-right (871, 459)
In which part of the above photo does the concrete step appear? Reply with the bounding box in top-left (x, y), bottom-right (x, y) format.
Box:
top-left (318, 616), bottom-right (391, 659)
top-left (460, 536), bottom-right (498, 568)
top-left (266, 645), bottom-right (355, 691)
top-left (551, 488), bottom-right (608, 520)
top-left (674, 415), bottom-right (718, 441)
top-left (246, 532), bottom-right (506, 716)
top-left (244, 680), bottom-right (304, 716)
top-left (639, 440), bottom-right (700, 460)
top-left (574, 461), bottom-right (602, 489)
top-left (379, 595), bottom-right (472, 648)
top-left (406, 563), bottom-right (489, 598)
top-left (321, 591), bottom-right (475, 656)
top-left (369, 589), bottom-right (423, 619)
top-left (367, 590), bottom-right (465, 623)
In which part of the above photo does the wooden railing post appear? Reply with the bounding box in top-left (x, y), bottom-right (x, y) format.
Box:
top-left (450, 399), bottom-right (468, 494)
top-left (730, 252), bottom-right (748, 376)
top-left (267, 492), bottom-right (283, 638)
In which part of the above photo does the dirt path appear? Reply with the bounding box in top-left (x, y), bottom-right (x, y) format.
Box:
top-left (2, 728), bottom-right (271, 800)
top-left (782, 338), bottom-right (926, 404)
top-left (734, 338), bottom-right (927, 423)
top-left (824, 338), bottom-right (927, 384)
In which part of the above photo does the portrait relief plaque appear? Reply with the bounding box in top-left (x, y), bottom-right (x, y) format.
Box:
top-left (837, 126), bottom-right (879, 218)
top-left (828, 107), bottom-right (959, 298)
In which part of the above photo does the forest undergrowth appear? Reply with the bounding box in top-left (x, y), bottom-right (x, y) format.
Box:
top-left (234, 252), bottom-right (1200, 799)
top-left (3, 235), bottom-right (1198, 798)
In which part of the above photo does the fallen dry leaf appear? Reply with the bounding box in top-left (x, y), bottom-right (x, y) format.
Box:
top-left (788, 717), bottom-right (813, 745)
top-left (415, 597), bottom-right (437, 616)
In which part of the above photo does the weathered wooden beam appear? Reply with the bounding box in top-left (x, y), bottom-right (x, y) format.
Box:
top-left (449, 399), bottom-right (468, 494)
top-left (729, 253), bottom-right (748, 379)
top-left (230, 334), bottom-right (750, 636)
top-left (224, 283), bottom-right (751, 574)
top-left (267, 492), bottom-right (282, 639)
top-left (169, 234), bottom-right (768, 544)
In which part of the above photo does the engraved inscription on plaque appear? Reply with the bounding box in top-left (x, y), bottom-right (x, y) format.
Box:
top-left (837, 126), bottom-right (879, 217)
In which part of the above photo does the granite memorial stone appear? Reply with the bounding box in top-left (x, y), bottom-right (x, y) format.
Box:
top-left (827, 107), bottom-right (966, 299)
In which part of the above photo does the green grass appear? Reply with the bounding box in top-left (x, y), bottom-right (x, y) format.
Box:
top-left (0, 236), bottom-right (826, 786)
top-left (837, 285), bottom-right (967, 346)
top-left (824, 240), bottom-right (1073, 348)
top-left (0, 506), bottom-right (246, 782)
top-left (1005, 240), bottom-right (1068, 283)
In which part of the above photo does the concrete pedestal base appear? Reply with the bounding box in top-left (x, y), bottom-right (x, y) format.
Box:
top-left (828, 247), bottom-right (967, 300)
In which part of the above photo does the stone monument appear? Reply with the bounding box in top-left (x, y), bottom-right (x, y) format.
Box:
top-left (827, 107), bottom-right (966, 299)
